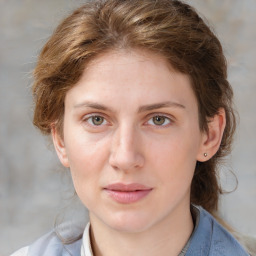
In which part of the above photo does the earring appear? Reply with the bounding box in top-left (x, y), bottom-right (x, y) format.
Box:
top-left (204, 153), bottom-right (208, 157)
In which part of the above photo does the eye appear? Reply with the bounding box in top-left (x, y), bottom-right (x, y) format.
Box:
top-left (147, 115), bottom-right (171, 126)
top-left (86, 115), bottom-right (107, 126)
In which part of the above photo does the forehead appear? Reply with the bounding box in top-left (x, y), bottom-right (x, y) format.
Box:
top-left (65, 49), bottom-right (198, 112)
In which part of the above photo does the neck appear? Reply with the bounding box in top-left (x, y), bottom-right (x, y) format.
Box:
top-left (89, 203), bottom-right (193, 256)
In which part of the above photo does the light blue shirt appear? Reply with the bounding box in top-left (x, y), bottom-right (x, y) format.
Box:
top-left (11, 206), bottom-right (249, 256)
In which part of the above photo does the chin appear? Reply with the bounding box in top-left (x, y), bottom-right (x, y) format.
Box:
top-left (104, 211), bottom-right (154, 233)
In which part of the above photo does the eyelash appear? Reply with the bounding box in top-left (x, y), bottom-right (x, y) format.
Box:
top-left (82, 114), bottom-right (109, 127)
top-left (145, 115), bottom-right (172, 127)
top-left (82, 113), bottom-right (173, 128)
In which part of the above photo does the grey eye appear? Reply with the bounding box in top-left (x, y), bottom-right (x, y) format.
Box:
top-left (91, 116), bottom-right (104, 125)
top-left (152, 116), bottom-right (166, 125)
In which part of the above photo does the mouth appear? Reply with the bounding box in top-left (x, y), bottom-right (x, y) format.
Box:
top-left (103, 183), bottom-right (153, 204)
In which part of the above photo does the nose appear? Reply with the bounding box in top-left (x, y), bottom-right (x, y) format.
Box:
top-left (109, 125), bottom-right (145, 172)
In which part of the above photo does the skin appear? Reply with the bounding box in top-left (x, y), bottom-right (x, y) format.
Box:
top-left (52, 49), bottom-right (226, 256)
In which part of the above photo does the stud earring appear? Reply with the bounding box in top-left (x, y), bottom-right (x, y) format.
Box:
top-left (204, 153), bottom-right (208, 157)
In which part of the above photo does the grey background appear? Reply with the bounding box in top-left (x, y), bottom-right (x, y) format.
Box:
top-left (1, 0), bottom-right (255, 255)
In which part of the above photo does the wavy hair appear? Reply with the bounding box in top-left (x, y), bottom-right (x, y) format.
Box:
top-left (32, 0), bottom-right (236, 214)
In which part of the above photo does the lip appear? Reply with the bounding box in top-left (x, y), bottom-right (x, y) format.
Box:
top-left (104, 183), bottom-right (153, 204)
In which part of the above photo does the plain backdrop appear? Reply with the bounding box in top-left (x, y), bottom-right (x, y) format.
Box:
top-left (1, 0), bottom-right (256, 255)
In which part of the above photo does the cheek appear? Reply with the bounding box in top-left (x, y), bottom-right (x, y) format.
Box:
top-left (66, 138), bottom-right (110, 208)
top-left (151, 141), bottom-right (197, 205)
top-left (147, 132), bottom-right (198, 181)
top-left (65, 128), bottom-right (109, 164)
top-left (65, 134), bottom-right (110, 186)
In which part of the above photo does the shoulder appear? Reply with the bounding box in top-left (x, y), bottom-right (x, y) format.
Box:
top-left (206, 210), bottom-right (249, 255)
top-left (186, 206), bottom-right (250, 256)
top-left (10, 247), bottom-right (29, 256)
top-left (10, 223), bottom-right (84, 256)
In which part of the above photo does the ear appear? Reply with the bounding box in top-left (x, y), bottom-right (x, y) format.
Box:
top-left (197, 108), bottom-right (226, 162)
top-left (51, 125), bottom-right (70, 168)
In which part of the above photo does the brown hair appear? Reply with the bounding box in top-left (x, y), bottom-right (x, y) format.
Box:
top-left (33, 0), bottom-right (236, 214)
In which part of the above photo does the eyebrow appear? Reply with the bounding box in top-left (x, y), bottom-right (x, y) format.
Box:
top-left (74, 101), bottom-right (113, 111)
top-left (138, 101), bottom-right (185, 112)
top-left (74, 101), bottom-right (185, 112)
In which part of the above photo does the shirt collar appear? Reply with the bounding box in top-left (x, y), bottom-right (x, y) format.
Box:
top-left (185, 205), bottom-right (212, 255)
top-left (81, 223), bottom-right (93, 256)
top-left (81, 206), bottom-right (201, 256)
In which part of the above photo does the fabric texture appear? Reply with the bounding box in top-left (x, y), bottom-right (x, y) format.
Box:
top-left (10, 206), bottom-right (250, 256)
top-left (10, 247), bottom-right (29, 256)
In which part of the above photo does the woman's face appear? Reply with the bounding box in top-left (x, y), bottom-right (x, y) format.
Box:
top-left (53, 49), bottom-right (207, 233)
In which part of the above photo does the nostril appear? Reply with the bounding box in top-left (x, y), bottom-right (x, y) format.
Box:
top-left (109, 149), bottom-right (144, 171)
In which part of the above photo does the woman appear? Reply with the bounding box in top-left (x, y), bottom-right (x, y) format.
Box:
top-left (11, 0), bottom-right (252, 255)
